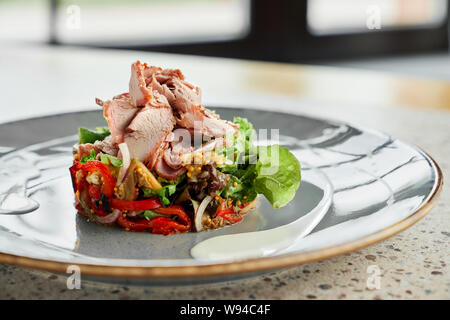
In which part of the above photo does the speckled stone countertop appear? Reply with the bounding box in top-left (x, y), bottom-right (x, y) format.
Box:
top-left (0, 45), bottom-right (448, 300)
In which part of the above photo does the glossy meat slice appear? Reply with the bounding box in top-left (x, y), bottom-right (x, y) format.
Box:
top-left (129, 61), bottom-right (153, 107)
top-left (141, 64), bottom-right (236, 138)
top-left (103, 97), bottom-right (139, 144)
top-left (123, 101), bottom-right (175, 163)
top-left (163, 78), bottom-right (237, 137)
top-left (93, 135), bottom-right (118, 156)
top-left (154, 156), bottom-right (187, 180)
top-left (163, 128), bottom-right (193, 170)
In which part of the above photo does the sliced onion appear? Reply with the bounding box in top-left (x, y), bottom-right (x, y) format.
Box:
top-left (194, 195), bottom-right (212, 232)
top-left (117, 142), bottom-right (131, 185)
top-left (96, 209), bottom-right (121, 224)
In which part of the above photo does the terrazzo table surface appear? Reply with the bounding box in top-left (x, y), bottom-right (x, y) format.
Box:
top-left (0, 44), bottom-right (448, 300)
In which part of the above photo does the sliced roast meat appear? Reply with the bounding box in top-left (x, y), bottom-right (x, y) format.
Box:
top-left (154, 156), bottom-right (186, 180)
top-left (146, 139), bottom-right (168, 172)
top-left (136, 63), bottom-right (237, 138)
top-left (95, 98), bottom-right (104, 107)
top-left (165, 78), bottom-right (202, 114)
top-left (142, 66), bottom-right (184, 85)
top-left (200, 116), bottom-right (237, 137)
top-left (113, 92), bottom-right (129, 100)
top-left (92, 61), bottom-right (239, 183)
top-left (103, 97), bottom-right (138, 145)
top-left (146, 90), bottom-right (172, 109)
top-left (163, 148), bottom-right (182, 169)
top-left (124, 104), bottom-right (175, 163)
top-left (193, 137), bottom-right (226, 154)
top-left (76, 143), bottom-right (95, 158)
top-left (162, 78), bottom-right (236, 137)
top-left (147, 73), bottom-right (175, 102)
top-left (163, 128), bottom-right (193, 169)
top-left (155, 68), bottom-right (185, 83)
top-left (129, 61), bottom-right (152, 107)
top-left (93, 135), bottom-right (118, 156)
top-left (76, 135), bottom-right (119, 160)
top-left (142, 64), bottom-right (162, 84)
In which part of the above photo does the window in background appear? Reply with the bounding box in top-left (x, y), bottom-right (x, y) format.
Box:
top-left (0, 0), bottom-right (49, 43)
top-left (307, 0), bottom-right (448, 35)
top-left (54, 0), bottom-right (251, 46)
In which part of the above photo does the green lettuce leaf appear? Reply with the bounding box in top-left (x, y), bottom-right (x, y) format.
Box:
top-left (254, 145), bottom-right (301, 209)
top-left (78, 127), bottom-right (110, 144)
top-left (221, 117), bottom-right (256, 174)
top-left (220, 118), bottom-right (301, 208)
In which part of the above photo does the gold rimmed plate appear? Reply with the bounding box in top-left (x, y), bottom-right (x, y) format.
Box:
top-left (0, 107), bottom-right (443, 284)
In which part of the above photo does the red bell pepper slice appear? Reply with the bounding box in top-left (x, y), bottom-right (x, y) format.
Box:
top-left (88, 184), bottom-right (101, 199)
top-left (117, 214), bottom-right (154, 232)
top-left (216, 202), bottom-right (242, 223)
top-left (110, 197), bottom-right (162, 211)
top-left (153, 205), bottom-right (191, 229)
top-left (149, 216), bottom-right (190, 235)
top-left (116, 214), bottom-right (189, 235)
top-left (80, 161), bottom-right (115, 197)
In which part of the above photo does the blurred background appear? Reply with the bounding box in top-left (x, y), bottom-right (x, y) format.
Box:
top-left (1, 0), bottom-right (449, 71)
top-left (0, 0), bottom-right (449, 123)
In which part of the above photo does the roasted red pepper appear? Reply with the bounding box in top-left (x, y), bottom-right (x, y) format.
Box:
top-left (71, 159), bottom-right (192, 234)
top-left (117, 209), bottom-right (191, 235)
top-left (117, 214), bottom-right (155, 232)
top-left (110, 198), bottom-right (162, 211)
top-left (153, 205), bottom-right (191, 229)
top-left (149, 216), bottom-right (190, 235)
top-left (80, 161), bottom-right (115, 197)
top-left (216, 202), bottom-right (242, 223)
top-left (88, 184), bottom-right (101, 199)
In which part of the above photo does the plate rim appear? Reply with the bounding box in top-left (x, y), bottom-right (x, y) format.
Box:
top-left (0, 110), bottom-right (444, 279)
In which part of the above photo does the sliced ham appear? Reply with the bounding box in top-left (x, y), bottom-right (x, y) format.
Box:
top-left (129, 61), bottom-right (152, 107)
top-left (103, 97), bottom-right (139, 145)
top-left (124, 104), bottom-right (175, 163)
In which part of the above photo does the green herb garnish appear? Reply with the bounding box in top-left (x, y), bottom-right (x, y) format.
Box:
top-left (80, 149), bottom-right (96, 163)
top-left (142, 184), bottom-right (177, 206)
top-left (100, 153), bottom-right (122, 167)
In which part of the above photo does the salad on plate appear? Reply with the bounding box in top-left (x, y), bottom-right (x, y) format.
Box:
top-left (70, 61), bottom-right (301, 235)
